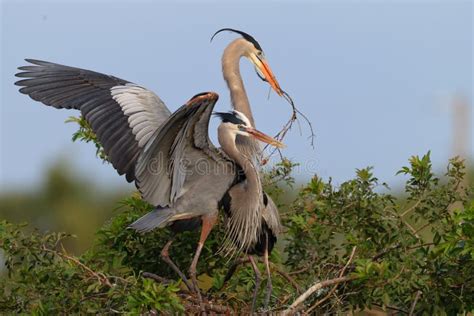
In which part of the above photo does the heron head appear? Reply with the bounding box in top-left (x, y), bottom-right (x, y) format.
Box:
top-left (214, 110), bottom-right (285, 148)
top-left (211, 28), bottom-right (283, 96)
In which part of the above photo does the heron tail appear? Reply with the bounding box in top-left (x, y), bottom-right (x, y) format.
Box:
top-left (127, 207), bottom-right (173, 233)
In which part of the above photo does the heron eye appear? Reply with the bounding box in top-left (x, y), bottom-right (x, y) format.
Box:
top-left (238, 124), bottom-right (246, 131)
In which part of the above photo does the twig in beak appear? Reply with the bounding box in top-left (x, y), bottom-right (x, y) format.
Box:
top-left (262, 90), bottom-right (316, 164)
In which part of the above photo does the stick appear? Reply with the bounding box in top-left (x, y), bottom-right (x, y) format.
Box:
top-left (262, 90), bottom-right (316, 162)
top-left (184, 296), bottom-right (232, 313)
top-left (400, 198), bottom-right (423, 217)
top-left (306, 246), bottom-right (357, 313)
top-left (281, 275), bottom-right (357, 315)
top-left (142, 272), bottom-right (173, 284)
top-left (271, 264), bottom-right (303, 294)
top-left (42, 246), bottom-right (112, 287)
top-left (409, 291), bottom-right (422, 316)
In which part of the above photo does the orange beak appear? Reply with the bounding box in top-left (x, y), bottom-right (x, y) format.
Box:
top-left (259, 59), bottom-right (283, 96)
top-left (252, 55), bottom-right (283, 96)
top-left (245, 127), bottom-right (286, 148)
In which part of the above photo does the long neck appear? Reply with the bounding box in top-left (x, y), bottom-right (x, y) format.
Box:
top-left (218, 126), bottom-right (263, 253)
top-left (219, 127), bottom-right (260, 193)
top-left (222, 39), bottom-right (262, 162)
top-left (222, 39), bottom-right (255, 127)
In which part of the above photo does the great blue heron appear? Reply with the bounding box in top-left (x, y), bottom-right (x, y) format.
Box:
top-left (15, 28), bottom-right (286, 310)
top-left (126, 104), bottom-right (283, 305)
top-left (211, 28), bottom-right (283, 162)
top-left (212, 28), bottom-right (283, 311)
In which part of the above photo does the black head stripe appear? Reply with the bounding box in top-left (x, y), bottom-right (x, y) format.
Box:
top-left (211, 28), bottom-right (263, 51)
top-left (213, 111), bottom-right (246, 125)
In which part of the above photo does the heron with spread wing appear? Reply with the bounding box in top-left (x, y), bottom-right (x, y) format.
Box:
top-left (15, 29), bottom-right (287, 311)
top-left (127, 93), bottom-right (284, 306)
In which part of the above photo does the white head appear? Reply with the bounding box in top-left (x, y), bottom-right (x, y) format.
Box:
top-left (214, 110), bottom-right (285, 148)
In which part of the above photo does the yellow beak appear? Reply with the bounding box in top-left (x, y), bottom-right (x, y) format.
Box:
top-left (244, 127), bottom-right (285, 148)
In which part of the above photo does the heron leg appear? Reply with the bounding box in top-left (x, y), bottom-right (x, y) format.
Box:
top-left (249, 255), bottom-right (262, 314)
top-left (160, 239), bottom-right (194, 292)
top-left (263, 235), bottom-right (273, 310)
top-left (189, 213), bottom-right (218, 308)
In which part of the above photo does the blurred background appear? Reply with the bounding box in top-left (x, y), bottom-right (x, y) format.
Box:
top-left (1, 0), bottom-right (472, 253)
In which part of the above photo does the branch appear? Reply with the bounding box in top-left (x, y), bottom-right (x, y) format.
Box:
top-left (271, 263), bottom-right (303, 294)
top-left (288, 265), bottom-right (311, 276)
top-left (262, 90), bottom-right (315, 162)
top-left (409, 291), bottom-right (422, 316)
top-left (373, 242), bottom-right (434, 262)
top-left (407, 223), bottom-right (421, 240)
top-left (306, 246), bottom-right (357, 313)
top-left (413, 222), bottom-right (431, 235)
top-left (395, 212), bottom-right (421, 240)
top-left (183, 296), bottom-right (232, 313)
top-left (142, 272), bottom-right (173, 284)
top-left (400, 198), bottom-right (422, 217)
top-left (372, 243), bottom-right (401, 261)
top-left (282, 275), bottom-right (357, 315)
top-left (373, 303), bottom-right (408, 314)
top-left (408, 242), bottom-right (434, 250)
top-left (42, 246), bottom-right (112, 287)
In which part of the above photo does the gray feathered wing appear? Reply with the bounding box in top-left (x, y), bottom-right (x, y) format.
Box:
top-left (135, 92), bottom-right (235, 208)
top-left (15, 59), bottom-right (171, 182)
top-left (262, 195), bottom-right (282, 235)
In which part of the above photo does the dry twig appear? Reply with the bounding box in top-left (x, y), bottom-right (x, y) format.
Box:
top-left (288, 265), bottom-right (311, 276)
top-left (183, 295), bottom-right (232, 313)
top-left (42, 246), bottom-right (112, 287)
top-left (271, 263), bottom-right (303, 294)
top-left (262, 90), bottom-right (315, 162)
top-left (306, 246), bottom-right (357, 313)
top-left (409, 291), bottom-right (422, 316)
top-left (142, 272), bottom-right (173, 285)
top-left (400, 198), bottom-right (423, 217)
top-left (282, 275), bottom-right (357, 315)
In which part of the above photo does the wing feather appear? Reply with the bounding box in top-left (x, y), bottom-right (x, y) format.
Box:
top-left (135, 92), bottom-right (228, 206)
top-left (16, 59), bottom-right (171, 182)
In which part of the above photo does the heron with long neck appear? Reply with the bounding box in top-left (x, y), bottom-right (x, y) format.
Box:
top-left (213, 28), bottom-right (284, 161)
top-left (127, 98), bottom-right (283, 311)
top-left (213, 28), bottom-right (284, 310)
top-left (15, 29), bottom-right (287, 312)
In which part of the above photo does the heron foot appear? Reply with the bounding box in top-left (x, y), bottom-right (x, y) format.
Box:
top-left (160, 239), bottom-right (195, 292)
top-left (263, 274), bottom-right (272, 310)
top-left (189, 268), bottom-right (207, 315)
top-left (249, 255), bottom-right (262, 314)
top-left (189, 241), bottom-right (205, 314)
top-left (188, 213), bottom-right (217, 316)
top-left (263, 233), bottom-right (273, 310)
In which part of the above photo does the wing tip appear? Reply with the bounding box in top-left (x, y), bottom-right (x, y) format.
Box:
top-left (186, 91), bottom-right (219, 107)
top-left (24, 58), bottom-right (49, 65)
top-left (15, 59), bottom-right (48, 79)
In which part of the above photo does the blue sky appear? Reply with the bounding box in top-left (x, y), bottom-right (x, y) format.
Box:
top-left (1, 0), bottom-right (472, 191)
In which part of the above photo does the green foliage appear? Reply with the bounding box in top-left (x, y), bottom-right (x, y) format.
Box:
top-left (0, 220), bottom-right (183, 314)
top-left (83, 192), bottom-right (229, 280)
top-left (284, 153), bottom-right (473, 314)
top-left (66, 116), bottom-right (108, 161)
top-left (1, 117), bottom-right (473, 313)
